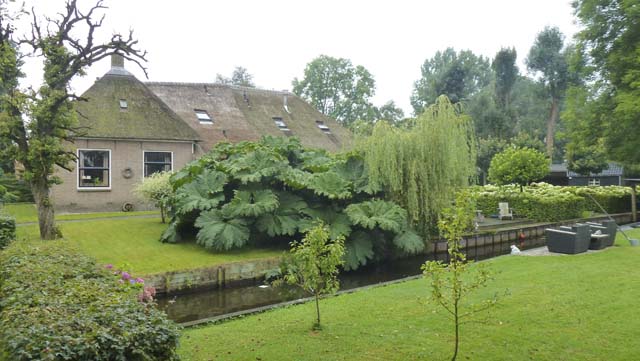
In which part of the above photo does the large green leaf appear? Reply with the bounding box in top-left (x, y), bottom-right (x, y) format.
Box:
top-left (256, 192), bottom-right (308, 237)
top-left (332, 155), bottom-right (381, 195)
top-left (276, 167), bottom-right (312, 189)
top-left (345, 199), bottom-right (407, 233)
top-left (195, 210), bottom-right (251, 250)
top-left (299, 149), bottom-right (334, 172)
top-left (343, 231), bottom-right (374, 270)
top-left (159, 219), bottom-right (181, 243)
top-left (392, 229), bottom-right (425, 254)
top-left (301, 206), bottom-right (352, 239)
top-left (307, 171), bottom-right (352, 200)
top-left (174, 170), bottom-right (227, 214)
top-left (225, 148), bottom-right (288, 184)
top-left (221, 189), bottom-right (279, 218)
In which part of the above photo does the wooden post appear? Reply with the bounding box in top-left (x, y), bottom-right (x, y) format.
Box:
top-left (632, 184), bottom-right (637, 223)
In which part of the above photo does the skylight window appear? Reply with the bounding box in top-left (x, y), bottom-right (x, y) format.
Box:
top-left (195, 109), bottom-right (213, 123)
top-left (273, 117), bottom-right (289, 132)
top-left (119, 99), bottom-right (128, 109)
top-left (316, 120), bottom-right (331, 134)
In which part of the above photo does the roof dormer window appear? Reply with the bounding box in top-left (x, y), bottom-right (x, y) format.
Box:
top-left (195, 109), bottom-right (213, 124)
top-left (119, 99), bottom-right (128, 109)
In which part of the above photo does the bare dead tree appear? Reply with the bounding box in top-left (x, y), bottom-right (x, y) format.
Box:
top-left (0, 0), bottom-right (147, 239)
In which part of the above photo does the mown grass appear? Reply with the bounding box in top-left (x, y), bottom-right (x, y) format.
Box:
top-left (2, 203), bottom-right (158, 224)
top-left (16, 216), bottom-right (284, 275)
top-left (179, 229), bottom-right (640, 361)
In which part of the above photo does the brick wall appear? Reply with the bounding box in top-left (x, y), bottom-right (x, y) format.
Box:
top-left (52, 138), bottom-right (198, 212)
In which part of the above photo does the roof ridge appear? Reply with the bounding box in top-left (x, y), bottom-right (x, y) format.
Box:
top-left (144, 81), bottom-right (291, 95)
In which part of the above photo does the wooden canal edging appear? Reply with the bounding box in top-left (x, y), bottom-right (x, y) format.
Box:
top-left (147, 212), bottom-right (633, 295)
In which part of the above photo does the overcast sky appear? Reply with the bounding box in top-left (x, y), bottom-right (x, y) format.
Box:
top-left (16, 0), bottom-right (579, 115)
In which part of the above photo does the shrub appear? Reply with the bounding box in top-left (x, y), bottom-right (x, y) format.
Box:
top-left (488, 147), bottom-right (549, 190)
top-left (0, 215), bottom-right (15, 249)
top-left (471, 183), bottom-right (631, 222)
top-left (133, 171), bottom-right (173, 223)
top-left (0, 242), bottom-right (180, 360)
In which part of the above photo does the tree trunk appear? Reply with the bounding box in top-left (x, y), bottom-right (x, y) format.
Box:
top-left (546, 97), bottom-right (560, 157)
top-left (160, 204), bottom-right (166, 223)
top-left (315, 291), bottom-right (321, 327)
top-left (452, 300), bottom-right (459, 361)
top-left (31, 179), bottom-right (58, 240)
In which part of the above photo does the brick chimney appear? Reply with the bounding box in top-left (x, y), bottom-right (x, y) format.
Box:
top-left (111, 53), bottom-right (125, 68)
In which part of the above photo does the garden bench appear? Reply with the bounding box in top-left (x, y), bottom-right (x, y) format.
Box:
top-left (545, 224), bottom-right (590, 254)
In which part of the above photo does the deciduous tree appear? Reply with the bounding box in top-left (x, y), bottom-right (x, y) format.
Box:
top-left (293, 55), bottom-right (376, 125)
top-left (215, 66), bottom-right (255, 87)
top-left (488, 147), bottom-right (549, 191)
top-left (526, 27), bottom-right (569, 157)
top-left (411, 48), bottom-right (491, 114)
top-left (0, 0), bottom-right (146, 239)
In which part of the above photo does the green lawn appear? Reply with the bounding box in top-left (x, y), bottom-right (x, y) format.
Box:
top-left (2, 203), bottom-right (158, 224)
top-left (16, 216), bottom-right (284, 275)
top-left (180, 230), bottom-right (640, 361)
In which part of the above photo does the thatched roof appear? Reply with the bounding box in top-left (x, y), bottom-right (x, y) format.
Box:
top-left (145, 82), bottom-right (353, 152)
top-left (76, 71), bottom-right (200, 142)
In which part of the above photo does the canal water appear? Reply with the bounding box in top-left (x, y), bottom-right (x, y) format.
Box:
top-left (156, 236), bottom-right (543, 324)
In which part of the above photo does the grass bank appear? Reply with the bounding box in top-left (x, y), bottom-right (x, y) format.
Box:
top-left (180, 230), bottom-right (640, 361)
top-left (2, 203), bottom-right (158, 224)
top-left (16, 216), bottom-right (284, 275)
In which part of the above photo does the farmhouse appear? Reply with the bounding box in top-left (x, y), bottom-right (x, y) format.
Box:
top-left (52, 55), bottom-right (351, 212)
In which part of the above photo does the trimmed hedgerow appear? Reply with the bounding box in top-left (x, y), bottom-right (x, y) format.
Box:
top-left (0, 241), bottom-right (180, 361)
top-left (472, 183), bottom-right (631, 222)
top-left (0, 215), bottom-right (15, 250)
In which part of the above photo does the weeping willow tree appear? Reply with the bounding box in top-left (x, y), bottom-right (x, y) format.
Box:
top-left (359, 95), bottom-right (477, 234)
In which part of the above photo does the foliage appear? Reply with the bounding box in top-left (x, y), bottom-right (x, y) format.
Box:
top-left (0, 171), bottom-right (32, 203)
top-left (411, 47), bottom-right (492, 114)
top-left (133, 171), bottom-right (173, 222)
top-left (565, 0), bottom-right (640, 167)
top-left (359, 95), bottom-right (477, 234)
top-left (293, 55), bottom-right (377, 125)
top-left (0, 0), bottom-right (147, 239)
top-left (488, 147), bottom-right (549, 190)
top-left (492, 47), bottom-right (519, 110)
top-left (422, 191), bottom-right (499, 361)
top-left (376, 100), bottom-right (405, 123)
top-left (526, 26), bottom-right (570, 156)
top-left (0, 241), bottom-right (180, 360)
top-left (472, 183), bottom-right (631, 222)
top-left (276, 224), bottom-right (345, 329)
top-left (0, 214), bottom-right (15, 249)
top-left (163, 136), bottom-right (420, 270)
top-left (215, 66), bottom-right (255, 87)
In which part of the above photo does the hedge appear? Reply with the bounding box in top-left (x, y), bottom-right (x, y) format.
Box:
top-left (472, 183), bottom-right (631, 222)
top-left (0, 215), bottom-right (15, 250)
top-left (0, 242), bottom-right (180, 361)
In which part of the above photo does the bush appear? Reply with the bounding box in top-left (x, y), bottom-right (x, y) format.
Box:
top-left (0, 215), bottom-right (15, 250)
top-left (471, 183), bottom-right (631, 222)
top-left (133, 171), bottom-right (173, 223)
top-left (488, 147), bottom-right (549, 190)
top-left (0, 242), bottom-right (180, 361)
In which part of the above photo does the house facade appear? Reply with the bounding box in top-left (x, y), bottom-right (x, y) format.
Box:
top-left (542, 163), bottom-right (624, 186)
top-left (52, 55), bottom-right (351, 212)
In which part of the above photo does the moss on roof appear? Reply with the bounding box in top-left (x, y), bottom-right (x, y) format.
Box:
top-left (76, 74), bottom-right (200, 141)
top-left (145, 82), bottom-right (353, 153)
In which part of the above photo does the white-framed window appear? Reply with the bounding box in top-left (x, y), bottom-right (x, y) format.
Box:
top-left (588, 178), bottom-right (601, 186)
top-left (78, 149), bottom-right (111, 189)
top-left (144, 151), bottom-right (173, 177)
top-left (119, 99), bottom-right (128, 109)
top-left (195, 109), bottom-right (213, 123)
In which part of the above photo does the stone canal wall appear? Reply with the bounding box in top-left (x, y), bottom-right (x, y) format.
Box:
top-left (148, 212), bottom-right (633, 295)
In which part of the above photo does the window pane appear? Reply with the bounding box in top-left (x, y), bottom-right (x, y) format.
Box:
top-left (80, 150), bottom-right (109, 168)
top-left (145, 163), bottom-right (171, 177)
top-left (195, 110), bottom-right (211, 121)
top-left (79, 169), bottom-right (109, 187)
top-left (145, 152), bottom-right (172, 163)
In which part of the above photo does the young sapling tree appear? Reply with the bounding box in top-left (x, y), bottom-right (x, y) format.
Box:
top-left (277, 223), bottom-right (345, 330)
top-left (422, 191), bottom-right (501, 361)
top-left (133, 171), bottom-right (173, 223)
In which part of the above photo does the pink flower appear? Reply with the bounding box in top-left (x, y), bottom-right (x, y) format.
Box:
top-left (105, 264), bottom-right (113, 269)
top-left (135, 277), bottom-right (144, 284)
top-left (121, 272), bottom-right (131, 281)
